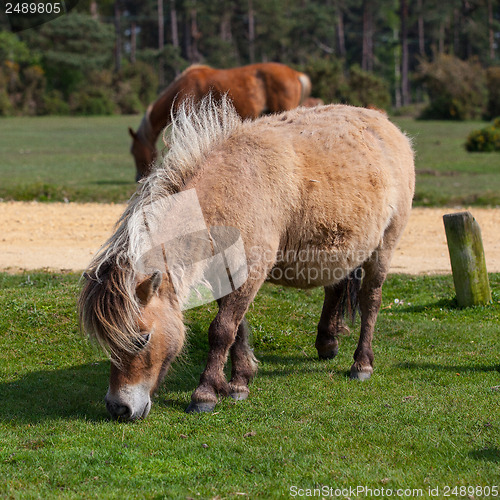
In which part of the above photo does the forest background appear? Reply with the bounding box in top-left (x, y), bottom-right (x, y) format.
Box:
top-left (0, 0), bottom-right (499, 121)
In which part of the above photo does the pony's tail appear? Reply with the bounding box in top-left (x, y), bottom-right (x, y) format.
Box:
top-left (335, 267), bottom-right (363, 325)
top-left (298, 73), bottom-right (312, 105)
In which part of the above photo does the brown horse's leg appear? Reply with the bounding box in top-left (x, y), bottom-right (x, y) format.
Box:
top-left (229, 317), bottom-right (259, 400)
top-left (315, 283), bottom-right (350, 360)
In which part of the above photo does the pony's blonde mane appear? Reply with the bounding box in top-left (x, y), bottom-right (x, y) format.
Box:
top-left (79, 95), bottom-right (241, 357)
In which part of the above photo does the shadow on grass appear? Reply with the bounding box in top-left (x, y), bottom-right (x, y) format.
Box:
top-left (0, 335), bottom-right (355, 423)
top-left (252, 353), bottom-right (351, 379)
top-left (0, 356), bottom-right (217, 422)
top-left (469, 447), bottom-right (500, 463)
top-left (0, 361), bottom-right (111, 424)
top-left (389, 298), bottom-right (457, 314)
top-left (396, 361), bottom-right (500, 374)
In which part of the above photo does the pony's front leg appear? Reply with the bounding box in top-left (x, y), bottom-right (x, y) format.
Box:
top-left (187, 286), bottom-right (261, 413)
top-left (186, 312), bottom-right (238, 413)
top-left (186, 245), bottom-right (273, 413)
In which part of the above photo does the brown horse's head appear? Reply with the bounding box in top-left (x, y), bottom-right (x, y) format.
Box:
top-left (129, 127), bottom-right (156, 182)
top-left (79, 267), bottom-right (185, 421)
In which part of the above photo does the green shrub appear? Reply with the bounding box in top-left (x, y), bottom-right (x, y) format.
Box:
top-left (0, 88), bottom-right (13, 116)
top-left (0, 68), bottom-right (13, 116)
top-left (302, 57), bottom-right (346, 104)
top-left (114, 81), bottom-right (143, 114)
top-left (418, 54), bottom-right (487, 120)
top-left (20, 65), bottom-right (45, 115)
top-left (119, 61), bottom-right (158, 108)
top-left (343, 64), bottom-right (391, 110)
top-left (465, 119), bottom-right (500, 152)
top-left (42, 90), bottom-right (70, 115)
top-left (486, 67), bottom-right (500, 119)
top-left (302, 59), bottom-right (390, 110)
top-left (70, 89), bottom-right (116, 116)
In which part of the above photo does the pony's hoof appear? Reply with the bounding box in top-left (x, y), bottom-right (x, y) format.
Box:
top-left (350, 365), bottom-right (373, 381)
top-left (230, 391), bottom-right (249, 401)
top-left (318, 347), bottom-right (338, 360)
top-left (316, 340), bottom-right (339, 360)
top-left (185, 401), bottom-right (217, 413)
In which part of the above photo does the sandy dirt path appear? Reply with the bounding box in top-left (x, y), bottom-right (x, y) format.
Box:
top-left (0, 202), bottom-right (498, 274)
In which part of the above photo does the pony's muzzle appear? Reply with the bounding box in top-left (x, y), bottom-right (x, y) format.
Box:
top-left (106, 398), bottom-right (133, 420)
top-left (105, 386), bottom-right (151, 421)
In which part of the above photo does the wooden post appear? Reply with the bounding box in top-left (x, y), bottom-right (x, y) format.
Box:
top-left (443, 211), bottom-right (491, 307)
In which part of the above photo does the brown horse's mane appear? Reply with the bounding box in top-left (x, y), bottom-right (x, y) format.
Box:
top-left (80, 96), bottom-right (242, 357)
top-left (177, 64), bottom-right (211, 78)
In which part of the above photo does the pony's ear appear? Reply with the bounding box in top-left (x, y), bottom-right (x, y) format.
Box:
top-left (136, 271), bottom-right (162, 305)
top-left (128, 127), bottom-right (138, 140)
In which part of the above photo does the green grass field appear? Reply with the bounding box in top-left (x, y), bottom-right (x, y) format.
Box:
top-left (0, 272), bottom-right (499, 498)
top-left (0, 115), bottom-right (498, 205)
top-left (0, 115), bottom-right (137, 202)
top-left (396, 119), bottom-right (500, 206)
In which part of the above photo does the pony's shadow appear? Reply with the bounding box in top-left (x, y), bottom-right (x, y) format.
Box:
top-left (0, 342), bottom-right (350, 422)
top-left (0, 359), bottom-right (208, 422)
top-left (0, 361), bottom-right (111, 424)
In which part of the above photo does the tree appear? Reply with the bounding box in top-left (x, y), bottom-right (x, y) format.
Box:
top-left (400, 0), bottom-right (410, 106)
top-left (361, 0), bottom-right (374, 71)
top-left (33, 13), bottom-right (115, 96)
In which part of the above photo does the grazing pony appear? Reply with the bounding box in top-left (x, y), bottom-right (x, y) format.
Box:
top-left (129, 62), bottom-right (311, 181)
top-left (80, 98), bottom-right (414, 420)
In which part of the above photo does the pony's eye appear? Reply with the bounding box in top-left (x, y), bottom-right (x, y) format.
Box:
top-left (133, 332), bottom-right (151, 350)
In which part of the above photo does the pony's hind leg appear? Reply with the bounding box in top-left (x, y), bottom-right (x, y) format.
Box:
top-left (350, 246), bottom-right (393, 380)
top-left (315, 283), bottom-right (351, 360)
top-left (229, 317), bottom-right (259, 401)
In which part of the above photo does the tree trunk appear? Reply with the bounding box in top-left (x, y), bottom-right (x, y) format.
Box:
top-left (248, 0), bottom-right (255, 63)
top-left (438, 21), bottom-right (445, 54)
top-left (417, 0), bottom-right (425, 56)
top-left (130, 21), bottom-right (136, 64)
top-left (394, 27), bottom-right (401, 108)
top-left (170, 0), bottom-right (179, 76)
top-left (170, 0), bottom-right (179, 48)
top-left (362, 1), bottom-right (373, 71)
top-left (488, 0), bottom-right (495, 60)
top-left (189, 7), bottom-right (201, 63)
top-left (335, 1), bottom-right (345, 58)
top-left (400, 0), bottom-right (410, 106)
top-left (90, 0), bottom-right (98, 20)
top-left (453, 8), bottom-right (459, 56)
top-left (114, 1), bottom-right (122, 72)
top-left (220, 9), bottom-right (233, 43)
top-left (158, 0), bottom-right (165, 85)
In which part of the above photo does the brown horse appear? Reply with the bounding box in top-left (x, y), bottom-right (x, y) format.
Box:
top-left (80, 97), bottom-right (414, 420)
top-left (129, 62), bottom-right (311, 181)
